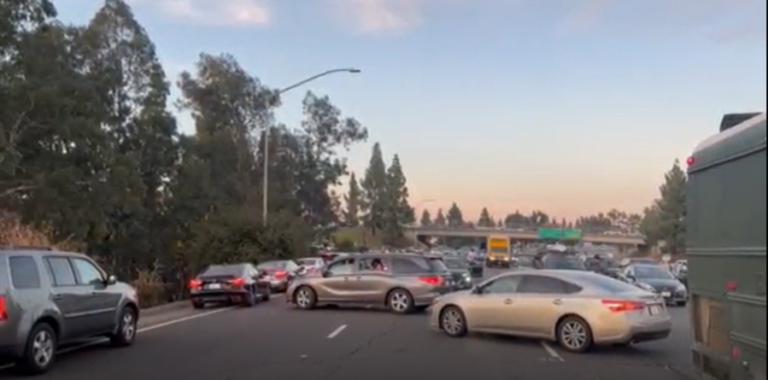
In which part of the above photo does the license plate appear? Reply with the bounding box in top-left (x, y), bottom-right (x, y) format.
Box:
top-left (207, 283), bottom-right (221, 290)
top-left (648, 305), bottom-right (662, 315)
top-left (661, 291), bottom-right (671, 298)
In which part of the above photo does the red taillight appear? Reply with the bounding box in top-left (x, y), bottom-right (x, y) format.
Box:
top-left (726, 281), bottom-right (738, 291)
top-left (0, 296), bottom-right (7, 321)
top-left (228, 278), bottom-right (246, 287)
top-left (189, 279), bottom-right (202, 289)
top-left (686, 156), bottom-right (695, 166)
top-left (274, 271), bottom-right (288, 279)
top-left (418, 276), bottom-right (444, 286)
top-left (601, 299), bottom-right (645, 312)
top-left (732, 346), bottom-right (740, 358)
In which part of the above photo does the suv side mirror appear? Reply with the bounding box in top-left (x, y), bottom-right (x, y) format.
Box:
top-left (106, 274), bottom-right (117, 285)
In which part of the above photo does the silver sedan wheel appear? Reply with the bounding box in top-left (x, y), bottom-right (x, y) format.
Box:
top-left (389, 292), bottom-right (410, 312)
top-left (122, 311), bottom-right (136, 341)
top-left (32, 330), bottom-right (54, 368)
top-left (441, 309), bottom-right (464, 335)
top-left (560, 321), bottom-right (588, 350)
top-left (296, 288), bottom-right (312, 308)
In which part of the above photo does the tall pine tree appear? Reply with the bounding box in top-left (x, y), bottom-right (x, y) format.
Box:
top-left (344, 173), bottom-right (361, 226)
top-left (361, 143), bottom-right (388, 235)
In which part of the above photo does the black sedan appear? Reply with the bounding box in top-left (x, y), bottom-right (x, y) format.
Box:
top-left (189, 263), bottom-right (271, 308)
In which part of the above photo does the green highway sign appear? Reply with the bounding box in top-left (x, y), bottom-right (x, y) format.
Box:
top-left (538, 228), bottom-right (583, 241)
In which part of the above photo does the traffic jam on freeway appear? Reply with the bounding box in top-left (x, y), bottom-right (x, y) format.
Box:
top-left (1, 246), bottom-right (696, 380)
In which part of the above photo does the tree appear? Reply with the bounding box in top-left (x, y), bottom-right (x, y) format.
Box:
top-left (420, 209), bottom-right (432, 226)
top-left (360, 143), bottom-right (388, 235)
top-left (433, 209), bottom-right (446, 227)
top-left (447, 203), bottom-right (464, 227)
top-left (504, 210), bottom-right (527, 228)
top-left (640, 160), bottom-right (687, 254)
top-left (343, 173), bottom-right (361, 226)
top-left (656, 160), bottom-right (687, 253)
top-left (0, 0), bottom-right (369, 304)
top-left (477, 207), bottom-right (494, 228)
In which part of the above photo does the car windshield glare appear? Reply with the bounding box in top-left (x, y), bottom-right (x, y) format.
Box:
top-left (635, 266), bottom-right (674, 280)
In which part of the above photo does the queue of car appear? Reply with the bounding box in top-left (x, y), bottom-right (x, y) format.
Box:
top-left (1, 245), bottom-right (682, 376)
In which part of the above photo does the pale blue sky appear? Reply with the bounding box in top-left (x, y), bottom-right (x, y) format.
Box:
top-left (56, 0), bottom-right (767, 220)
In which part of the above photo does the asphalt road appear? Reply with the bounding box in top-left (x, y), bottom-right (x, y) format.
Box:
top-left (0, 268), bottom-right (697, 380)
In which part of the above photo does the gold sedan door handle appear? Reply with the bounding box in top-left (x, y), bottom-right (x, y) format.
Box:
top-left (503, 298), bottom-right (513, 305)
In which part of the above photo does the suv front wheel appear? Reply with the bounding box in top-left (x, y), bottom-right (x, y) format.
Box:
top-left (110, 306), bottom-right (138, 347)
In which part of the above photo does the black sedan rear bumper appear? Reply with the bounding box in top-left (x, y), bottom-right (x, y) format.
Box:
top-left (191, 290), bottom-right (252, 305)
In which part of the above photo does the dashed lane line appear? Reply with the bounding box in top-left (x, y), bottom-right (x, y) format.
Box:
top-left (541, 341), bottom-right (565, 362)
top-left (326, 324), bottom-right (348, 339)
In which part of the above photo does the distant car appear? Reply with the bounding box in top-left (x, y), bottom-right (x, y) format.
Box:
top-left (0, 247), bottom-right (139, 375)
top-left (623, 263), bottom-right (687, 306)
top-left (256, 260), bottom-right (302, 292)
top-left (441, 257), bottom-right (473, 290)
top-left (287, 253), bottom-right (453, 313)
top-left (540, 254), bottom-right (588, 271)
top-left (189, 263), bottom-right (271, 308)
top-left (295, 257), bottom-right (324, 275)
top-left (430, 270), bottom-right (671, 352)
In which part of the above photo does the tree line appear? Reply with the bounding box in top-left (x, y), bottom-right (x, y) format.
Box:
top-left (0, 0), bottom-right (376, 303)
top-left (418, 205), bottom-right (642, 234)
top-left (341, 143), bottom-right (415, 247)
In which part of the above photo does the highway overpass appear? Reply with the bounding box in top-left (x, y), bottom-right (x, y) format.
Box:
top-left (404, 227), bottom-right (645, 246)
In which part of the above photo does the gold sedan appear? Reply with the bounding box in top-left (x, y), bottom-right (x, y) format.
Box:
top-left (429, 269), bottom-right (672, 352)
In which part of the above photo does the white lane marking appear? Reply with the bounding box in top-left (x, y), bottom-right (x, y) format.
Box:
top-left (541, 341), bottom-right (565, 361)
top-left (326, 324), bottom-right (347, 339)
top-left (0, 306), bottom-right (236, 371)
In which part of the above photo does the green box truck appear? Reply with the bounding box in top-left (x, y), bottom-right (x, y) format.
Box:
top-left (686, 112), bottom-right (766, 380)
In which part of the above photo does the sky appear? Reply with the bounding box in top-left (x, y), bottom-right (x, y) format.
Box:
top-left (55, 0), bottom-right (767, 221)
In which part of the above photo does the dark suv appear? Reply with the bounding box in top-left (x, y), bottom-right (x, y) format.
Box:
top-left (0, 247), bottom-right (140, 375)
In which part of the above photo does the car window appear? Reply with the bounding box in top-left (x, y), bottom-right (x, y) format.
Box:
top-left (391, 257), bottom-right (446, 274)
top-left (71, 258), bottom-right (105, 285)
top-left (565, 272), bottom-right (639, 293)
top-left (443, 259), bottom-right (466, 269)
top-left (327, 258), bottom-right (355, 275)
top-left (45, 257), bottom-right (77, 287)
top-left (9, 256), bottom-right (42, 289)
top-left (518, 275), bottom-right (580, 294)
top-left (482, 275), bottom-right (522, 294)
top-left (634, 265), bottom-right (675, 280)
top-left (358, 257), bottom-right (388, 271)
top-left (202, 265), bottom-right (244, 277)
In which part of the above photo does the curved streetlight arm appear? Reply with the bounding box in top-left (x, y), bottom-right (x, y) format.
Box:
top-left (262, 67), bottom-right (361, 225)
top-left (278, 68), bottom-right (361, 95)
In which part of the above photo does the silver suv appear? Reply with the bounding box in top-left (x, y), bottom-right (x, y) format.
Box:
top-left (0, 247), bottom-right (140, 375)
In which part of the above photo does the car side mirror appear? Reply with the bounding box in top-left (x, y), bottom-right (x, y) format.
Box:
top-left (106, 274), bottom-right (117, 285)
top-left (471, 286), bottom-right (483, 295)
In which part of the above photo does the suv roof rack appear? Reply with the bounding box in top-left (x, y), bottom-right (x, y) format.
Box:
top-left (0, 245), bottom-right (56, 251)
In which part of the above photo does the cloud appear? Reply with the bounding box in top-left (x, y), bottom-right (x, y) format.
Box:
top-left (558, 0), bottom-right (766, 43)
top-left (130, 0), bottom-right (271, 26)
top-left (329, 0), bottom-right (428, 33)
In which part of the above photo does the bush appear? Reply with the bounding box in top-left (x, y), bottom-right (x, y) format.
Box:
top-left (0, 211), bottom-right (79, 251)
top-left (133, 266), bottom-right (169, 308)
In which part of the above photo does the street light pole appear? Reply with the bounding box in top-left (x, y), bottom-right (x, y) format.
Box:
top-left (262, 68), bottom-right (361, 225)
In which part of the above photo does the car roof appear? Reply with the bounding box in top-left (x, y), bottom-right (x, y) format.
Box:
top-left (0, 248), bottom-right (86, 258)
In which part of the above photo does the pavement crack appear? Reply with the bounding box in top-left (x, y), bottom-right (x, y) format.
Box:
top-left (320, 316), bottom-right (399, 380)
